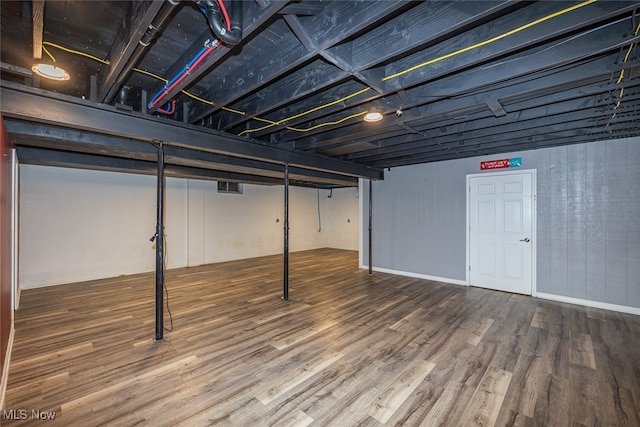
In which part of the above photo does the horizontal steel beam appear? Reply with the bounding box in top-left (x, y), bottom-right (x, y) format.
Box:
top-left (0, 82), bottom-right (383, 180)
top-left (4, 119), bottom-right (359, 187)
top-left (16, 146), bottom-right (357, 187)
top-left (164, 146), bottom-right (357, 186)
top-left (16, 146), bottom-right (286, 185)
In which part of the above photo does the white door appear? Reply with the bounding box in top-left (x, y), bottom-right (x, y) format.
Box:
top-left (468, 170), bottom-right (534, 295)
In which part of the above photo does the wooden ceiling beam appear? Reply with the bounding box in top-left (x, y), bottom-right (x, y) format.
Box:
top-left (32, 0), bottom-right (45, 59)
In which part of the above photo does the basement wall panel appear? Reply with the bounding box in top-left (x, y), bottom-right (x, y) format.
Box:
top-left (362, 137), bottom-right (640, 310)
top-left (187, 179), bottom-right (207, 267)
top-left (18, 166), bottom-right (187, 288)
top-left (201, 182), bottom-right (283, 264)
top-left (324, 187), bottom-right (359, 251)
top-left (362, 159), bottom-right (467, 280)
top-left (18, 166), bottom-right (358, 288)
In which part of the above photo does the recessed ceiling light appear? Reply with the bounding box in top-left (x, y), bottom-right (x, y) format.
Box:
top-left (31, 63), bottom-right (70, 81)
top-left (364, 111), bottom-right (383, 122)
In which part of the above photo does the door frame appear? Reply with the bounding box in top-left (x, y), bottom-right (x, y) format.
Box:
top-left (465, 168), bottom-right (537, 296)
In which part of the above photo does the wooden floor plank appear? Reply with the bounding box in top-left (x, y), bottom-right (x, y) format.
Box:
top-left (367, 358), bottom-right (436, 423)
top-left (254, 351), bottom-right (344, 405)
top-left (3, 248), bottom-right (639, 426)
top-left (457, 366), bottom-right (512, 427)
top-left (569, 332), bottom-right (596, 369)
top-left (271, 320), bottom-right (338, 350)
top-left (422, 382), bottom-right (477, 425)
top-left (271, 408), bottom-right (314, 427)
top-left (60, 355), bottom-right (198, 412)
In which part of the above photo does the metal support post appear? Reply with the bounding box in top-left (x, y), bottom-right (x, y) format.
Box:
top-left (155, 141), bottom-right (165, 341)
top-left (368, 179), bottom-right (373, 275)
top-left (283, 164), bottom-right (289, 301)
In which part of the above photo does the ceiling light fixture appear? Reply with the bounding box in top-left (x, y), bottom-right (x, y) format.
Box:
top-left (364, 110), bottom-right (383, 122)
top-left (31, 63), bottom-right (70, 81)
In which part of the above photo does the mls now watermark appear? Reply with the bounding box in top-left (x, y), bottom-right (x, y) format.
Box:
top-left (3, 409), bottom-right (57, 420)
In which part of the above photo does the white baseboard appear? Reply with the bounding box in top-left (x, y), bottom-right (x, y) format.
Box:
top-left (359, 266), bottom-right (639, 316)
top-left (0, 326), bottom-right (15, 410)
top-left (536, 292), bottom-right (640, 316)
top-left (360, 265), bottom-right (467, 287)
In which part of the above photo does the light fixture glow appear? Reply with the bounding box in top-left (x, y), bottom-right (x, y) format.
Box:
top-left (364, 111), bottom-right (383, 122)
top-left (31, 63), bottom-right (70, 81)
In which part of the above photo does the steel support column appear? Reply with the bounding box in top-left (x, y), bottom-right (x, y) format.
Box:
top-left (368, 179), bottom-right (372, 275)
top-left (283, 164), bottom-right (289, 301)
top-left (155, 141), bottom-right (165, 341)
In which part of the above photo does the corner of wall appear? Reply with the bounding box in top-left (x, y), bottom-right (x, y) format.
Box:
top-left (0, 311), bottom-right (13, 410)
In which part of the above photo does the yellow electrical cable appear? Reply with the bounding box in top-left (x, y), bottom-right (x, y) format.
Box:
top-left (285, 111), bottom-right (368, 132)
top-left (617, 23), bottom-right (640, 84)
top-left (238, 120), bottom-right (282, 136)
top-left (44, 41), bottom-right (110, 64)
top-left (41, 41), bottom-right (250, 116)
top-left (240, 0), bottom-right (597, 136)
top-left (42, 0), bottom-right (605, 136)
top-left (179, 90), bottom-right (211, 104)
top-left (222, 107), bottom-right (245, 115)
top-left (238, 87), bottom-right (371, 136)
top-left (177, 91), bottom-right (244, 115)
top-left (131, 67), bottom-right (242, 114)
top-left (253, 117), bottom-right (279, 124)
top-left (42, 45), bottom-right (56, 62)
top-left (280, 87), bottom-right (371, 124)
top-left (383, 0), bottom-right (597, 81)
top-left (623, 45), bottom-right (633, 63)
top-left (133, 68), bottom-right (168, 83)
top-left (616, 25), bottom-right (639, 84)
top-left (135, 70), bottom-right (251, 115)
top-left (610, 22), bottom-right (639, 120)
top-left (132, 68), bottom-right (225, 108)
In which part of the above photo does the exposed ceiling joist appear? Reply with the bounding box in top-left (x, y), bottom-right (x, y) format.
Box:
top-left (147, 0), bottom-right (291, 115)
top-left (31, 0), bottom-right (45, 59)
top-left (98, 1), bottom-right (168, 103)
top-left (3, 0), bottom-right (639, 173)
top-left (272, 27), bottom-right (639, 148)
top-left (188, 0), bottom-right (410, 124)
top-left (267, 12), bottom-right (639, 144)
top-left (377, 120), bottom-right (640, 168)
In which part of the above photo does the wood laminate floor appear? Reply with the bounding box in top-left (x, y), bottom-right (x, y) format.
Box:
top-left (3, 248), bottom-right (640, 426)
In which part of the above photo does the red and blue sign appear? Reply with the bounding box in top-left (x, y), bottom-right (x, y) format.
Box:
top-left (480, 157), bottom-right (522, 170)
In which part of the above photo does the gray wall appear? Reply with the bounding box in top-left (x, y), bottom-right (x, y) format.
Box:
top-left (362, 137), bottom-right (640, 310)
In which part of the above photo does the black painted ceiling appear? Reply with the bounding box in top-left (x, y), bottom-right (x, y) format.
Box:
top-left (1, 0), bottom-right (639, 187)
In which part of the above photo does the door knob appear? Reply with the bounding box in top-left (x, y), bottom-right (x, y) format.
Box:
top-left (520, 238), bottom-right (530, 242)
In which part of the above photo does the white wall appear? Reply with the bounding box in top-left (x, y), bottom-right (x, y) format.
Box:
top-left (193, 184), bottom-right (360, 262)
top-left (19, 165), bottom-right (358, 288)
top-left (324, 187), bottom-right (360, 250)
